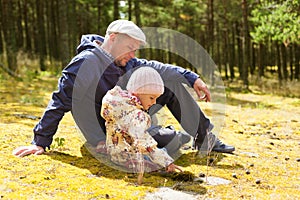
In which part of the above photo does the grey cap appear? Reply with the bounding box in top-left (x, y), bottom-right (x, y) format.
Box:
top-left (106, 20), bottom-right (147, 45)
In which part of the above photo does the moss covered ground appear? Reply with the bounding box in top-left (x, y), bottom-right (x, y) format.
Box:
top-left (0, 73), bottom-right (299, 199)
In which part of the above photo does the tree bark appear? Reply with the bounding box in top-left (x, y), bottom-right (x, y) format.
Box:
top-left (250, 43), bottom-right (256, 75)
top-left (241, 0), bottom-right (249, 88)
top-left (36, 0), bottom-right (47, 71)
top-left (280, 43), bottom-right (288, 80)
top-left (23, 0), bottom-right (32, 53)
top-left (97, 0), bottom-right (103, 33)
top-left (275, 43), bottom-right (282, 82)
top-left (294, 44), bottom-right (299, 80)
top-left (288, 45), bottom-right (293, 80)
top-left (114, 0), bottom-right (119, 20)
top-left (206, 0), bottom-right (214, 80)
top-left (58, 0), bottom-right (70, 68)
top-left (0, 0), bottom-right (4, 56)
top-left (1, 0), bottom-right (18, 72)
top-left (229, 22), bottom-right (235, 80)
top-left (16, 0), bottom-right (24, 50)
top-left (258, 43), bottom-right (265, 77)
top-left (235, 21), bottom-right (243, 80)
top-left (128, 0), bottom-right (132, 21)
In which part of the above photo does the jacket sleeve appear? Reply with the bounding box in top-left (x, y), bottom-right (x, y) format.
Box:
top-left (32, 56), bottom-right (90, 150)
top-left (127, 58), bottom-right (199, 87)
top-left (32, 73), bottom-right (75, 150)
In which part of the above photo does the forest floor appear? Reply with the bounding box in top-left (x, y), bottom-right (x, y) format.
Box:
top-left (0, 72), bottom-right (299, 200)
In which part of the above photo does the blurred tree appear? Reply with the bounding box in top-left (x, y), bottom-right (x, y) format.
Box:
top-left (114, 0), bottom-right (119, 20)
top-left (0, 0), bottom-right (298, 83)
top-left (1, 0), bottom-right (18, 72)
top-left (36, 0), bottom-right (47, 71)
top-left (250, 0), bottom-right (300, 81)
top-left (241, 0), bottom-right (250, 88)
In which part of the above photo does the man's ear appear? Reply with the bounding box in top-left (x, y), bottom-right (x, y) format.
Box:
top-left (109, 33), bottom-right (118, 42)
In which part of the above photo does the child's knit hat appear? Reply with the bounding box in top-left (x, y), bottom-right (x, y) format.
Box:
top-left (126, 67), bottom-right (164, 95)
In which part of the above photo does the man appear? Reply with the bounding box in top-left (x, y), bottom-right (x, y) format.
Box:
top-left (13, 20), bottom-right (234, 157)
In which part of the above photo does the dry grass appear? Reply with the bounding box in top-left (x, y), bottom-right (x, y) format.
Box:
top-left (0, 73), bottom-right (299, 199)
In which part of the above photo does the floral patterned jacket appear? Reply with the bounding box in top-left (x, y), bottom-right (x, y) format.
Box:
top-left (101, 86), bottom-right (174, 168)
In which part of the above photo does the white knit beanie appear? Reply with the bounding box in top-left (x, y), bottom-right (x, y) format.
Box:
top-left (126, 67), bottom-right (164, 95)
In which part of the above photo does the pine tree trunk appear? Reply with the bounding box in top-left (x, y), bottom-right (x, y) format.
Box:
top-left (23, 0), bottom-right (32, 53)
top-left (36, 0), bottom-right (47, 71)
top-left (275, 43), bottom-right (282, 82)
top-left (294, 44), bottom-right (299, 80)
top-left (235, 21), bottom-right (243, 80)
top-left (250, 43), bottom-right (256, 75)
top-left (241, 0), bottom-right (249, 88)
top-left (0, 0), bottom-right (4, 56)
top-left (16, 0), bottom-right (23, 50)
top-left (97, 0), bottom-right (103, 33)
top-left (258, 43), bottom-right (265, 77)
top-left (289, 45), bottom-right (294, 80)
top-left (58, 0), bottom-right (70, 68)
top-left (280, 44), bottom-right (288, 80)
top-left (114, 0), bottom-right (119, 20)
top-left (1, 0), bottom-right (18, 72)
top-left (128, 0), bottom-right (132, 21)
top-left (134, 0), bottom-right (144, 57)
top-left (229, 23), bottom-right (235, 80)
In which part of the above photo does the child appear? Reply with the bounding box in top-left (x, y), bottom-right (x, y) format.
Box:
top-left (101, 67), bottom-right (182, 178)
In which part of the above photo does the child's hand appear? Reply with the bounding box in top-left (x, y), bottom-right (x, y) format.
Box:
top-left (166, 163), bottom-right (182, 173)
top-left (112, 136), bottom-right (118, 144)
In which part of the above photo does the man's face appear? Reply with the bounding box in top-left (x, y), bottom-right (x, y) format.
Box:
top-left (110, 33), bottom-right (141, 67)
top-left (134, 93), bottom-right (161, 111)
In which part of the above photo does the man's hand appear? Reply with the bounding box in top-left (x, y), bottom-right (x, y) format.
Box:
top-left (12, 145), bottom-right (45, 157)
top-left (166, 163), bottom-right (183, 173)
top-left (193, 78), bottom-right (211, 102)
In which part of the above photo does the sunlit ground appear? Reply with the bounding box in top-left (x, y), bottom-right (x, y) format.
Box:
top-left (0, 72), bottom-right (299, 199)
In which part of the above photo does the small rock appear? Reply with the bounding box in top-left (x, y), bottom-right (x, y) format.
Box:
top-left (204, 176), bottom-right (231, 185)
top-left (105, 194), bottom-right (110, 199)
top-left (270, 142), bottom-right (274, 146)
top-left (285, 157), bottom-right (290, 161)
top-left (249, 163), bottom-right (254, 167)
top-left (199, 173), bottom-right (205, 178)
top-left (296, 158), bottom-right (300, 162)
top-left (193, 177), bottom-right (204, 183)
top-left (274, 156), bottom-right (278, 159)
top-left (232, 173), bottom-right (237, 179)
top-left (182, 145), bottom-right (191, 150)
top-left (245, 170), bottom-right (251, 175)
top-left (255, 179), bottom-right (261, 184)
top-left (240, 152), bottom-right (259, 158)
top-left (19, 176), bottom-right (26, 179)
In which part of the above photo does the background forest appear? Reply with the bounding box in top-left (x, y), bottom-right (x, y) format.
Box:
top-left (0, 0), bottom-right (299, 87)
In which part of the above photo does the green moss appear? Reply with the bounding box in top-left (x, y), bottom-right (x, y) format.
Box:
top-left (1, 75), bottom-right (300, 199)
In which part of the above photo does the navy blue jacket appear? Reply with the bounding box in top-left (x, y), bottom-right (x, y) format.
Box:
top-left (32, 34), bottom-right (199, 149)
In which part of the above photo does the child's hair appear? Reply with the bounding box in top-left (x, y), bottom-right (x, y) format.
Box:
top-left (126, 67), bottom-right (164, 94)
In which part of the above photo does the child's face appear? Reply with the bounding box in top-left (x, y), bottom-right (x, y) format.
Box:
top-left (134, 93), bottom-right (161, 111)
